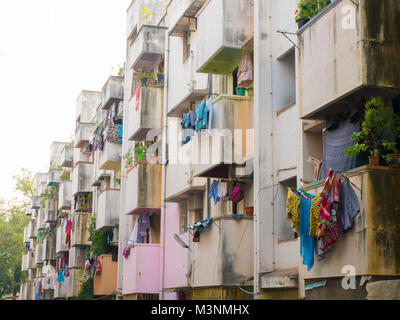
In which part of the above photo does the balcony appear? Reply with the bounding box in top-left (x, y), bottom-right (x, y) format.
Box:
top-left (122, 244), bottom-right (160, 295)
top-left (27, 251), bottom-right (36, 270)
top-left (76, 90), bottom-right (101, 123)
top-left (33, 173), bottom-right (48, 196)
top-left (25, 204), bottom-right (32, 216)
top-left (73, 147), bottom-right (92, 164)
top-left (165, 157), bottom-right (206, 202)
top-left (47, 170), bottom-right (62, 186)
top-left (98, 142), bottom-right (122, 171)
top-left (195, 0), bottom-right (253, 74)
top-left (31, 196), bottom-right (40, 210)
top-left (35, 244), bottom-right (44, 265)
top-left (168, 0), bottom-right (207, 37)
top-left (125, 164), bottom-right (162, 215)
top-left (71, 212), bottom-right (91, 247)
top-left (43, 235), bottom-right (56, 261)
top-left (191, 95), bottom-right (254, 178)
top-left (71, 163), bottom-right (94, 195)
top-left (93, 254), bottom-right (118, 296)
top-left (68, 246), bottom-right (87, 269)
top-left (23, 226), bottom-right (29, 243)
top-left (56, 224), bottom-right (68, 254)
top-left (96, 189), bottom-right (120, 231)
top-left (298, 0), bottom-right (400, 119)
top-left (54, 269), bottom-right (82, 298)
top-left (130, 25), bottom-right (167, 72)
top-left (44, 199), bottom-right (57, 223)
top-left (36, 210), bottom-right (46, 231)
top-left (191, 216), bottom-right (253, 288)
top-left (102, 76), bottom-right (124, 110)
top-left (28, 219), bottom-right (37, 239)
top-left (21, 254), bottom-right (29, 272)
top-left (300, 166), bottom-right (400, 292)
top-left (127, 0), bottom-right (168, 42)
top-left (127, 86), bottom-right (163, 141)
top-left (58, 181), bottom-right (72, 211)
top-left (61, 145), bottom-right (74, 167)
top-left (75, 123), bottom-right (95, 148)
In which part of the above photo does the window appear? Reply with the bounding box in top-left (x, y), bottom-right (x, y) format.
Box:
top-left (273, 48), bottom-right (296, 111)
top-left (277, 177), bottom-right (298, 240)
top-left (179, 199), bottom-right (188, 234)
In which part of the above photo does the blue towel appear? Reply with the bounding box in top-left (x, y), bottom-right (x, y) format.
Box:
top-left (300, 198), bottom-right (315, 271)
top-left (208, 180), bottom-right (220, 204)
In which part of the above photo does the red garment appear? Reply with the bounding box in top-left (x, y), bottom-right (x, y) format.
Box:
top-left (65, 220), bottom-right (72, 234)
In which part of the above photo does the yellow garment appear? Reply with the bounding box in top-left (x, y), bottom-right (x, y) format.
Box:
top-left (285, 189), bottom-right (300, 229)
top-left (309, 192), bottom-right (322, 237)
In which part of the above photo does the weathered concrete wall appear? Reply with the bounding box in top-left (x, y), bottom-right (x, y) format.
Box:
top-left (298, 0), bottom-right (400, 119)
top-left (125, 164), bottom-right (162, 215)
top-left (71, 212), bottom-right (91, 247)
top-left (102, 76), bottom-right (124, 109)
top-left (191, 216), bottom-right (253, 288)
top-left (196, 0), bottom-right (254, 74)
top-left (127, 86), bottom-right (164, 141)
top-left (96, 189), bottom-right (120, 231)
top-left (76, 90), bottom-right (101, 123)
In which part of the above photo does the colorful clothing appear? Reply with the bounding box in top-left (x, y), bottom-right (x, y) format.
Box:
top-left (285, 189), bottom-right (301, 230)
top-left (300, 198), bottom-right (315, 271)
top-left (309, 192), bottom-right (322, 237)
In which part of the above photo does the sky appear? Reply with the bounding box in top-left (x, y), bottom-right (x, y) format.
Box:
top-left (0, 0), bottom-right (131, 201)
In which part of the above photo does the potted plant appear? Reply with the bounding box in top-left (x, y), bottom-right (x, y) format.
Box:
top-left (246, 84), bottom-right (254, 97)
top-left (344, 97), bottom-right (400, 166)
top-left (157, 63), bottom-right (164, 84)
top-left (295, 0), bottom-right (331, 29)
top-left (135, 145), bottom-right (147, 162)
top-left (123, 148), bottom-right (134, 169)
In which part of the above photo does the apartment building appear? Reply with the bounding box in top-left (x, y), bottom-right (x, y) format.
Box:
top-left (20, 0), bottom-right (400, 301)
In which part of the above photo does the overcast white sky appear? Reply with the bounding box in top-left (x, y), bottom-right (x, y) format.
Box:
top-left (0, 0), bottom-right (131, 201)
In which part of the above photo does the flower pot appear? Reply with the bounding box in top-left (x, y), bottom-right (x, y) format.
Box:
top-left (296, 17), bottom-right (310, 29)
top-left (140, 77), bottom-right (148, 85)
top-left (369, 156), bottom-right (380, 166)
top-left (245, 206), bottom-right (254, 216)
top-left (386, 154), bottom-right (400, 168)
top-left (236, 86), bottom-right (246, 96)
top-left (157, 73), bottom-right (164, 84)
top-left (247, 88), bottom-right (253, 97)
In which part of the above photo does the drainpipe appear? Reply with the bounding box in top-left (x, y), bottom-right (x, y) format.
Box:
top-left (160, 29), bottom-right (169, 301)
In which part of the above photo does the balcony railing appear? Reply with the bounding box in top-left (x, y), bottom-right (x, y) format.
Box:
top-left (60, 145), bottom-right (74, 167)
top-left (68, 246), bottom-right (87, 269)
top-left (28, 219), bottom-right (37, 239)
top-left (44, 199), bottom-right (57, 223)
top-left (43, 235), bottom-right (56, 261)
top-left (35, 244), bottom-right (44, 265)
top-left (21, 254), bottom-right (29, 272)
top-left (23, 226), bottom-right (29, 243)
top-left (102, 76), bottom-right (124, 110)
top-left (191, 95), bottom-right (254, 178)
top-left (122, 244), bottom-right (160, 295)
top-left (71, 163), bottom-right (94, 196)
top-left (71, 212), bottom-right (91, 247)
top-left (96, 189), bottom-right (120, 231)
top-left (297, 0), bottom-right (400, 119)
top-left (56, 224), bottom-right (68, 254)
top-left (191, 216), bottom-right (253, 288)
top-left (127, 0), bottom-right (168, 42)
top-left (195, 0), bottom-right (254, 74)
top-left (31, 196), bottom-right (40, 210)
top-left (98, 142), bottom-right (122, 171)
top-left (75, 123), bottom-right (95, 148)
top-left (47, 170), bottom-right (62, 186)
top-left (300, 166), bottom-right (400, 290)
top-left (125, 164), bottom-right (162, 215)
top-left (93, 254), bottom-right (118, 296)
top-left (27, 251), bottom-right (36, 270)
top-left (58, 181), bottom-right (72, 211)
top-left (168, 0), bottom-right (207, 37)
top-left (130, 25), bottom-right (167, 72)
top-left (25, 204), bottom-right (32, 216)
top-left (127, 86), bottom-right (163, 141)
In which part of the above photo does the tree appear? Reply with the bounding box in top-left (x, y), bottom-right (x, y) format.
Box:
top-left (0, 168), bottom-right (33, 297)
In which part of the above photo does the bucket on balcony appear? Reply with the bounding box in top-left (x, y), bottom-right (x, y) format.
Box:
top-left (245, 206), bottom-right (254, 216)
top-left (236, 86), bottom-right (246, 96)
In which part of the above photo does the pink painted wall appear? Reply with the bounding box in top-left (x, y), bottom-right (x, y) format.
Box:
top-left (122, 244), bottom-right (160, 295)
top-left (163, 203), bottom-right (189, 293)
